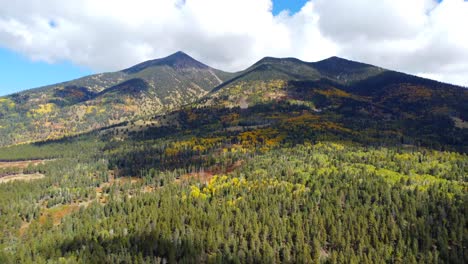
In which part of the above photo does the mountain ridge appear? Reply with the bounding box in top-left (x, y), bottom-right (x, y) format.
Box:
top-left (5, 51), bottom-right (229, 96)
top-left (0, 51), bottom-right (234, 146)
top-left (5, 53), bottom-right (465, 98)
top-left (0, 52), bottom-right (467, 149)
top-left (122, 51), bottom-right (210, 74)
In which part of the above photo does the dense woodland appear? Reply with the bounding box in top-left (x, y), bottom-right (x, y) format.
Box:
top-left (0, 124), bottom-right (466, 263)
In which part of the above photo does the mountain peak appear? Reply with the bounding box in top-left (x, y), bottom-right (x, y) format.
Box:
top-left (122, 51), bottom-right (209, 74)
top-left (165, 51), bottom-right (192, 60)
top-left (325, 56), bottom-right (345, 61)
top-left (310, 56), bottom-right (385, 83)
top-left (313, 56), bottom-right (379, 70)
top-left (173, 50), bottom-right (188, 56)
top-left (253, 56), bottom-right (305, 67)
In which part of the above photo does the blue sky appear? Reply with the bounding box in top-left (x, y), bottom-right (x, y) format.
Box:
top-left (0, 0), bottom-right (307, 96)
top-left (272, 0), bottom-right (308, 15)
top-left (0, 48), bottom-right (93, 95)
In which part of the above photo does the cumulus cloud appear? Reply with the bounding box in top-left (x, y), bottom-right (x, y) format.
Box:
top-left (315, 0), bottom-right (468, 86)
top-left (0, 0), bottom-right (466, 86)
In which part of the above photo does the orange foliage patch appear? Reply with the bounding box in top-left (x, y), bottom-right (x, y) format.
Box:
top-left (39, 204), bottom-right (80, 226)
top-left (316, 88), bottom-right (352, 98)
top-left (19, 221), bottom-right (31, 236)
top-left (176, 172), bottom-right (214, 184)
top-left (142, 186), bottom-right (156, 193)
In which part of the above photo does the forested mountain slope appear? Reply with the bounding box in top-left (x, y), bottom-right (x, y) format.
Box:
top-left (0, 52), bottom-right (233, 146)
top-left (200, 56), bottom-right (467, 151)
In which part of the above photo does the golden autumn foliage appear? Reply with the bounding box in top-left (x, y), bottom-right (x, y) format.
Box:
top-left (164, 137), bottom-right (224, 156)
top-left (31, 103), bottom-right (56, 115)
top-left (316, 88), bottom-right (353, 98)
top-left (188, 174), bottom-right (309, 203)
top-left (84, 105), bottom-right (105, 115)
top-left (0, 98), bottom-right (15, 109)
top-left (284, 112), bottom-right (354, 134)
top-left (238, 128), bottom-right (285, 148)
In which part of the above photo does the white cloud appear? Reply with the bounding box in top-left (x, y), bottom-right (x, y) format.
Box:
top-left (0, 0), bottom-right (466, 87)
top-left (314, 0), bottom-right (468, 86)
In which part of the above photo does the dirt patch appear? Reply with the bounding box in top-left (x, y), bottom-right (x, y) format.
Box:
top-left (99, 174), bottom-right (143, 189)
top-left (95, 173), bottom-right (145, 203)
top-left (210, 160), bottom-right (244, 174)
top-left (320, 248), bottom-right (330, 260)
top-left (39, 204), bottom-right (80, 226)
top-left (114, 177), bottom-right (142, 185)
top-left (19, 221), bottom-right (31, 236)
top-left (226, 160), bottom-right (244, 173)
top-left (175, 160), bottom-right (244, 184)
top-left (0, 173), bottom-right (45, 184)
top-left (142, 185), bottom-right (156, 193)
top-left (0, 159), bottom-right (52, 169)
top-left (176, 172), bottom-right (214, 184)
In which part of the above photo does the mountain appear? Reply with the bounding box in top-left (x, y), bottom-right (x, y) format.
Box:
top-left (205, 56), bottom-right (385, 107)
top-left (311, 56), bottom-right (386, 83)
top-left (181, 56), bottom-right (467, 151)
top-left (0, 52), bottom-right (234, 146)
top-left (1, 53), bottom-right (466, 150)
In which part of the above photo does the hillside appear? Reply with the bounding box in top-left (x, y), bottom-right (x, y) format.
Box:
top-left (2, 53), bottom-right (465, 150)
top-left (199, 56), bottom-right (467, 151)
top-left (0, 54), bottom-right (467, 263)
top-left (0, 52), bottom-right (234, 146)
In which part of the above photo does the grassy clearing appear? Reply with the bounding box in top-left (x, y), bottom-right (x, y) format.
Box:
top-left (0, 159), bottom-right (51, 169)
top-left (0, 173), bottom-right (45, 184)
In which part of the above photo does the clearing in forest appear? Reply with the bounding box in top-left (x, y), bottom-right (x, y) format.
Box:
top-left (0, 173), bottom-right (45, 184)
top-left (0, 159), bottom-right (52, 169)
